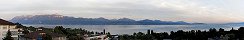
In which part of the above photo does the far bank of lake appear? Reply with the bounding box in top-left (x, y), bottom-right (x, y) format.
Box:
top-left (23, 24), bottom-right (244, 35)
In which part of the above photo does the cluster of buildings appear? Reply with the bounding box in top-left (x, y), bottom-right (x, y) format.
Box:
top-left (1, 19), bottom-right (112, 40)
top-left (21, 29), bottom-right (67, 40)
top-left (0, 19), bottom-right (20, 40)
top-left (0, 19), bottom-right (67, 40)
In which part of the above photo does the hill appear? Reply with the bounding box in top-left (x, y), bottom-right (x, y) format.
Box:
top-left (10, 14), bottom-right (192, 25)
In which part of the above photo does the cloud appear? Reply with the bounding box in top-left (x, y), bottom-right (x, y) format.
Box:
top-left (0, 0), bottom-right (243, 23)
top-left (157, 0), bottom-right (244, 23)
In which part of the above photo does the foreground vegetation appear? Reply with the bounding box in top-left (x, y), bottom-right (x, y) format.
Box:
top-left (119, 27), bottom-right (244, 40)
top-left (15, 23), bottom-right (107, 40)
top-left (8, 23), bottom-right (244, 40)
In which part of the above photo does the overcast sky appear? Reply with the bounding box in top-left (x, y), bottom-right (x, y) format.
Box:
top-left (0, 0), bottom-right (244, 23)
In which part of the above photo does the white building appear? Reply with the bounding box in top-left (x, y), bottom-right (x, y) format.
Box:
top-left (0, 19), bottom-right (20, 40)
top-left (86, 35), bottom-right (110, 40)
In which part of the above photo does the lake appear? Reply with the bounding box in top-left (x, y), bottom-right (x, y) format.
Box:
top-left (23, 24), bottom-right (244, 35)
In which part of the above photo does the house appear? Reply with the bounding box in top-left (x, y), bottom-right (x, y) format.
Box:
top-left (86, 35), bottom-right (109, 40)
top-left (49, 33), bottom-right (67, 40)
top-left (220, 35), bottom-right (229, 40)
top-left (23, 29), bottom-right (67, 40)
top-left (0, 19), bottom-right (21, 40)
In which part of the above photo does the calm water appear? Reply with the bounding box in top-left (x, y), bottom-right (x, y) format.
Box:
top-left (23, 24), bottom-right (244, 35)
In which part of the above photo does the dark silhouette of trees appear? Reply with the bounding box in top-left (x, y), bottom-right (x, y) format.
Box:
top-left (27, 26), bottom-right (36, 31)
top-left (43, 34), bottom-right (52, 40)
top-left (52, 26), bottom-right (95, 40)
top-left (118, 27), bottom-right (244, 40)
top-left (238, 27), bottom-right (244, 40)
top-left (3, 30), bottom-right (14, 40)
top-left (106, 32), bottom-right (112, 38)
top-left (22, 29), bottom-right (29, 34)
top-left (54, 26), bottom-right (67, 34)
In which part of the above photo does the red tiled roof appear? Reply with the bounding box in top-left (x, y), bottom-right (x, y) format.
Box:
top-left (0, 19), bottom-right (15, 25)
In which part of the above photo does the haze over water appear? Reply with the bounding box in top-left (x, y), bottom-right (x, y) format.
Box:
top-left (24, 24), bottom-right (244, 35)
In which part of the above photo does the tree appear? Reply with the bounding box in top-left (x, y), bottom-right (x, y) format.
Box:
top-left (28, 26), bottom-right (36, 31)
top-left (3, 30), bottom-right (14, 40)
top-left (22, 29), bottom-right (29, 34)
top-left (238, 27), bottom-right (244, 31)
top-left (54, 26), bottom-right (66, 34)
top-left (107, 32), bottom-right (112, 38)
top-left (15, 23), bottom-right (23, 28)
top-left (219, 28), bottom-right (224, 32)
top-left (43, 34), bottom-right (52, 40)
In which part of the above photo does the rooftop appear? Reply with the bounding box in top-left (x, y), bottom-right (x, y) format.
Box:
top-left (0, 19), bottom-right (15, 25)
top-left (24, 31), bottom-right (66, 39)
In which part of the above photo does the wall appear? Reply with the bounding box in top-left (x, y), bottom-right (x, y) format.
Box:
top-left (0, 25), bottom-right (19, 40)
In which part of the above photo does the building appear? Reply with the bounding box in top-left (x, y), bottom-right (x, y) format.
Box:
top-left (23, 29), bottom-right (67, 40)
top-left (86, 35), bottom-right (109, 40)
top-left (0, 19), bottom-right (21, 40)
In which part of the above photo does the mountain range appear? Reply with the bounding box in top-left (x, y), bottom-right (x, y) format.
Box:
top-left (10, 14), bottom-right (202, 25)
top-left (227, 22), bottom-right (244, 24)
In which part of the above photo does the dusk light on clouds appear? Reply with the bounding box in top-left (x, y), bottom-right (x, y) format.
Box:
top-left (0, 0), bottom-right (244, 23)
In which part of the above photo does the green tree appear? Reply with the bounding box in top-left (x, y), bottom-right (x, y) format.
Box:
top-left (15, 23), bottom-right (23, 28)
top-left (28, 26), bottom-right (36, 31)
top-left (54, 26), bottom-right (66, 34)
top-left (22, 29), bottom-right (29, 34)
top-left (106, 32), bottom-right (112, 38)
top-left (3, 30), bottom-right (14, 40)
top-left (43, 34), bottom-right (52, 40)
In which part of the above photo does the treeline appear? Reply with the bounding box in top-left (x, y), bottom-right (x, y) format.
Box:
top-left (16, 23), bottom-right (105, 40)
top-left (10, 14), bottom-right (192, 25)
top-left (118, 27), bottom-right (244, 40)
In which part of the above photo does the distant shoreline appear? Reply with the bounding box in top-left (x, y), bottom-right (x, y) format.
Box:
top-left (13, 23), bottom-right (194, 25)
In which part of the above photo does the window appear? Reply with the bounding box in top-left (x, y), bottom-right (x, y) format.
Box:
top-left (3, 27), bottom-right (7, 29)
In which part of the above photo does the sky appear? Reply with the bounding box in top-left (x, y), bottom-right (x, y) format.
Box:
top-left (0, 0), bottom-right (244, 23)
